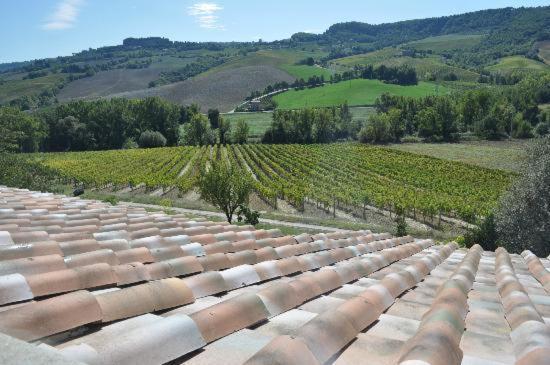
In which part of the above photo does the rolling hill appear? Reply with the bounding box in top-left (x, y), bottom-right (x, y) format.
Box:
top-left (0, 6), bottom-right (548, 112)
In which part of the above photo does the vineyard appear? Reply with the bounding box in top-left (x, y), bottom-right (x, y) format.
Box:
top-left (33, 143), bottom-right (513, 223)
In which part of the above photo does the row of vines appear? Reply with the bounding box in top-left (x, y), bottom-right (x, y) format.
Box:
top-left (33, 143), bottom-right (513, 223)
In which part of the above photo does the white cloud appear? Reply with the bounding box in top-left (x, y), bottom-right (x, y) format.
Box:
top-left (188, 3), bottom-right (225, 30)
top-left (43, 0), bottom-right (84, 30)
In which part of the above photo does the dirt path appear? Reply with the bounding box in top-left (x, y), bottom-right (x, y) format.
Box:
top-left (119, 201), bottom-right (346, 232)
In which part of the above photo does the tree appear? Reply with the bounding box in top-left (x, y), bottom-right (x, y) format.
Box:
top-left (208, 109), bottom-right (220, 129)
top-left (416, 107), bottom-right (439, 141)
top-left (233, 119), bottom-right (249, 144)
top-left (358, 114), bottom-right (391, 144)
top-left (387, 108), bottom-right (405, 142)
top-left (138, 130), bottom-right (167, 148)
top-left (495, 137), bottom-right (550, 256)
top-left (180, 114), bottom-right (215, 146)
top-left (0, 106), bottom-right (44, 152)
top-left (197, 160), bottom-right (252, 223)
top-left (218, 117), bottom-right (231, 144)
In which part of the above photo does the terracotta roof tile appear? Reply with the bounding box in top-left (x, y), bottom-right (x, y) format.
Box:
top-left (198, 253), bottom-right (231, 271)
top-left (2, 187), bottom-right (550, 365)
top-left (190, 293), bottom-right (270, 342)
top-left (64, 249), bottom-right (118, 268)
top-left (26, 263), bottom-right (116, 297)
top-left (112, 262), bottom-right (151, 285)
top-left (0, 254), bottom-right (66, 276)
top-left (0, 273), bottom-right (33, 304)
top-left (0, 290), bottom-right (101, 341)
top-left (96, 278), bottom-right (194, 322)
top-left (0, 241), bottom-right (62, 261)
top-left (184, 271), bottom-right (228, 298)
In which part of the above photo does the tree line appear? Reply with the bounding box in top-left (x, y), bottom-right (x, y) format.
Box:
top-left (360, 75), bottom-right (550, 143)
top-left (0, 98), bottom-right (253, 153)
top-left (261, 104), bottom-right (359, 144)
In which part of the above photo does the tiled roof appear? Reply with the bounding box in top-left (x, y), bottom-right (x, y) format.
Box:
top-left (0, 186), bottom-right (549, 365)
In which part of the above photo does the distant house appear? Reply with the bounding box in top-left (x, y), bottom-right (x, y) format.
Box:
top-left (249, 100), bottom-right (261, 111)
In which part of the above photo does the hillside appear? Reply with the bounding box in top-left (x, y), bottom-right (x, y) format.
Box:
top-left (0, 6), bottom-right (548, 112)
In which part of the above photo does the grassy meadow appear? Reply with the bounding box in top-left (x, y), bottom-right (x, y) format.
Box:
top-left (273, 79), bottom-right (448, 109)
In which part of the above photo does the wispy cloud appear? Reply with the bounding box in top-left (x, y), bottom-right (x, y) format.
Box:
top-left (43, 0), bottom-right (84, 30)
top-left (188, 3), bottom-right (225, 30)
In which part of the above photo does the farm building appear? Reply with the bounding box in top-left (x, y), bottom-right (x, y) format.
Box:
top-left (0, 186), bottom-right (549, 365)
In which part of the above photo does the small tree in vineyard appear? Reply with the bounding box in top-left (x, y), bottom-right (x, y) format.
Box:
top-left (197, 160), bottom-right (252, 223)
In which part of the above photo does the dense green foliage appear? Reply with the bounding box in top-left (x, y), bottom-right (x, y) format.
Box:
top-left (196, 159), bottom-right (253, 223)
top-left (315, 7), bottom-right (550, 68)
top-left (138, 130), bottom-right (167, 148)
top-left (0, 107), bottom-right (45, 152)
top-left (232, 119), bottom-right (250, 144)
top-left (370, 75), bottom-right (550, 142)
top-left (0, 154), bottom-right (62, 192)
top-left (496, 137), bottom-right (550, 256)
top-left (0, 97), bottom-right (201, 152)
top-left (262, 104), bottom-right (359, 144)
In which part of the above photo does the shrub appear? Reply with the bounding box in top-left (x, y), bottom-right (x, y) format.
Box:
top-left (464, 212), bottom-right (499, 251)
top-left (122, 138), bottom-right (138, 149)
top-left (534, 121), bottom-right (550, 137)
top-left (395, 214), bottom-right (408, 237)
top-left (512, 118), bottom-right (533, 139)
top-left (102, 195), bottom-right (119, 206)
top-left (138, 130), bottom-right (167, 148)
top-left (236, 205), bottom-right (260, 226)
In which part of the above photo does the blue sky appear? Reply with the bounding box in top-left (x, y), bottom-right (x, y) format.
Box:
top-left (1, 0), bottom-right (548, 63)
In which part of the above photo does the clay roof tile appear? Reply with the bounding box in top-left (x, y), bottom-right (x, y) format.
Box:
top-left (0, 290), bottom-right (102, 341)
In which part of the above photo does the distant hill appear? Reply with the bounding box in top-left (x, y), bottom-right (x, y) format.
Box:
top-left (0, 6), bottom-right (548, 112)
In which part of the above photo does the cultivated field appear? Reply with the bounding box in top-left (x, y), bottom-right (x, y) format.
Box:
top-left (0, 73), bottom-right (65, 104)
top-left (35, 143), bottom-right (512, 222)
top-left (108, 65), bottom-right (294, 112)
top-left (389, 140), bottom-right (528, 173)
top-left (487, 56), bottom-right (549, 73)
top-left (273, 79), bottom-right (448, 109)
top-left (57, 68), bottom-right (162, 101)
top-left (329, 47), bottom-right (480, 82)
top-left (405, 34), bottom-right (484, 52)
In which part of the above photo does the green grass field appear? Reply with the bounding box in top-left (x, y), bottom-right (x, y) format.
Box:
top-left (388, 140), bottom-right (529, 172)
top-left (406, 34), bottom-right (484, 53)
top-left (350, 107), bottom-right (376, 122)
top-left (221, 112), bottom-right (273, 138)
top-left (487, 56), bottom-right (549, 73)
top-left (273, 79), bottom-right (448, 109)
